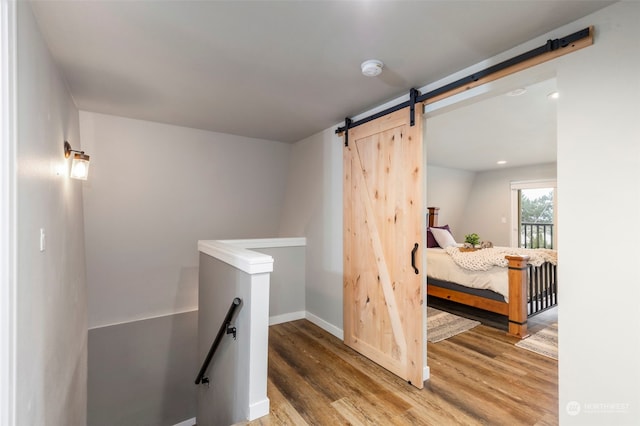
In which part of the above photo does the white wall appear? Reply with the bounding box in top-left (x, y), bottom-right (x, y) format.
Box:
top-left (0, 0), bottom-right (16, 423)
top-left (461, 163), bottom-right (556, 246)
top-left (80, 112), bottom-right (291, 327)
top-left (255, 246), bottom-right (306, 323)
top-left (81, 113), bottom-right (291, 425)
top-left (425, 164), bottom-right (475, 240)
top-left (279, 128), bottom-right (343, 332)
top-left (88, 312), bottom-right (197, 426)
top-left (281, 3), bottom-right (640, 423)
top-left (556, 3), bottom-right (640, 423)
top-left (16, 3), bottom-right (87, 424)
top-left (426, 163), bottom-right (557, 246)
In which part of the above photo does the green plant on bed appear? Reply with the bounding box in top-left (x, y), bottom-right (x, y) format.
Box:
top-left (464, 233), bottom-right (480, 246)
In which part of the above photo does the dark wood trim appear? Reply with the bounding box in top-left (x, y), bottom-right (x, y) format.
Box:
top-left (422, 26), bottom-right (593, 107)
top-left (427, 283), bottom-right (509, 316)
top-left (427, 206), bottom-right (439, 227)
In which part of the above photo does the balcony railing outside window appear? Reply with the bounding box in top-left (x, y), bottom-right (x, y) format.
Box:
top-left (521, 222), bottom-right (553, 249)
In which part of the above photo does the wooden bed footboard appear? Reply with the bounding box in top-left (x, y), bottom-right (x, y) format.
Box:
top-left (427, 256), bottom-right (558, 339)
top-left (504, 255), bottom-right (558, 338)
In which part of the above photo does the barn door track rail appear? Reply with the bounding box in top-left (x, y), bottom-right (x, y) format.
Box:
top-left (337, 26), bottom-right (593, 146)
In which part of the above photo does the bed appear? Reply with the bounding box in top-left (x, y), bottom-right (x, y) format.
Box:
top-left (426, 207), bottom-right (557, 338)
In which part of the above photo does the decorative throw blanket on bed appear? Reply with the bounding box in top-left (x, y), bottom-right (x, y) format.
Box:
top-left (444, 246), bottom-right (557, 271)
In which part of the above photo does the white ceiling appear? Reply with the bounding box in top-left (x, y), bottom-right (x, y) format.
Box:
top-left (30, 0), bottom-right (613, 169)
top-left (426, 78), bottom-right (558, 172)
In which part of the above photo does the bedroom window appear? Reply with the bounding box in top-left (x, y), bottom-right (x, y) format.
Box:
top-left (519, 187), bottom-right (554, 248)
top-left (510, 179), bottom-right (557, 249)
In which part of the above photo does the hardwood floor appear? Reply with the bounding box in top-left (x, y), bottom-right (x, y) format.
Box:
top-left (241, 308), bottom-right (558, 426)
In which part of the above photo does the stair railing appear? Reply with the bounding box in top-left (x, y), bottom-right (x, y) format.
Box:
top-left (195, 297), bottom-right (242, 385)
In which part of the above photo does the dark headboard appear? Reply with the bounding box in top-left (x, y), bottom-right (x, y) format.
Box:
top-left (427, 206), bottom-right (440, 227)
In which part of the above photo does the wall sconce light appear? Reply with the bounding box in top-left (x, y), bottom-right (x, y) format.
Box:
top-left (63, 141), bottom-right (90, 180)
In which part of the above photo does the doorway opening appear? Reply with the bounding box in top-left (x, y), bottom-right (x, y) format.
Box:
top-left (425, 74), bottom-right (559, 338)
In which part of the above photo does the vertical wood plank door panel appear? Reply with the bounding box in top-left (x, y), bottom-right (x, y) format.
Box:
top-left (343, 107), bottom-right (424, 388)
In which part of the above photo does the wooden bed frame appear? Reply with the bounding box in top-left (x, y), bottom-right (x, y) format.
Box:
top-left (426, 207), bottom-right (557, 339)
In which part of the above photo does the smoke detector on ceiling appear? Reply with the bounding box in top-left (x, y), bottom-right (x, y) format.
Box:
top-left (361, 60), bottom-right (384, 77)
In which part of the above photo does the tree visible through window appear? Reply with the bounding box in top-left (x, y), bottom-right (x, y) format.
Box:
top-left (520, 188), bottom-right (554, 248)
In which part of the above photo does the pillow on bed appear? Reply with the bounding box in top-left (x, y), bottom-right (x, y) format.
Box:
top-left (427, 224), bottom-right (451, 248)
top-left (430, 227), bottom-right (458, 248)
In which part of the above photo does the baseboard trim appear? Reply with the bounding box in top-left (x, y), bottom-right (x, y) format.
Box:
top-left (423, 365), bottom-right (430, 381)
top-left (269, 311), bottom-right (305, 325)
top-left (247, 397), bottom-right (270, 421)
top-left (172, 417), bottom-right (195, 426)
top-left (305, 311), bottom-right (344, 340)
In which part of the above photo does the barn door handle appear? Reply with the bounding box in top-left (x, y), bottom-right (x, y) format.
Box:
top-left (411, 243), bottom-right (419, 274)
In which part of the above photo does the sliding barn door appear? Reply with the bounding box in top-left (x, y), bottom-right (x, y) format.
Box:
top-left (343, 107), bottom-right (424, 388)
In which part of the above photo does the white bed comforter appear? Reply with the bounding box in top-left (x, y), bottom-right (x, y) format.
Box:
top-left (444, 246), bottom-right (557, 271)
top-left (426, 247), bottom-right (557, 302)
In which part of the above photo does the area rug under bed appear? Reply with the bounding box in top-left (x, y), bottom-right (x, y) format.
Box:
top-left (515, 323), bottom-right (558, 360)
top-left (427, 307), bottom-right (481, 342)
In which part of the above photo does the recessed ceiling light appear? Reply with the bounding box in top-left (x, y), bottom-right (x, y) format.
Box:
top-left (506, 88), bottom-right (527, 97)
top-left (497, 160), bottom-right (507, 165)
top-left (547, 91), bottom-right (560, 100)
top-left (361, 60), bottom-right (384, 77)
